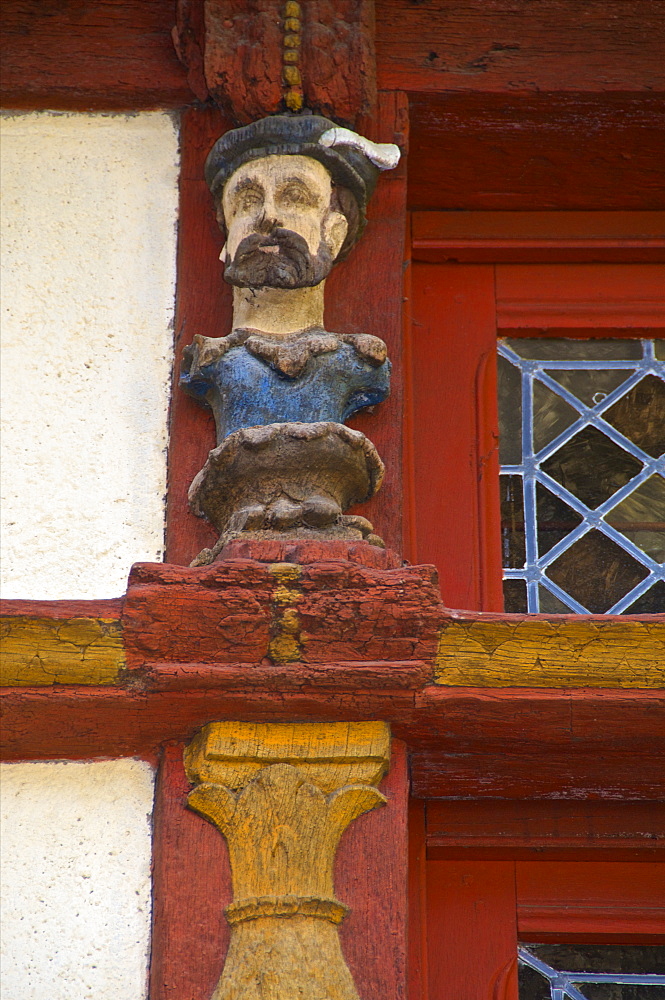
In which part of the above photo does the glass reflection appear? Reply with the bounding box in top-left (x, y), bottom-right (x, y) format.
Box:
top-left (546, 530), bottom-right (648, 613)
top-left (606, 475), bottom-right (665, 563)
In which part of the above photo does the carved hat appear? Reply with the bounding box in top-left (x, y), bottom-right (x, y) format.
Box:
top-left (205, 115), bottom-right (400, 256)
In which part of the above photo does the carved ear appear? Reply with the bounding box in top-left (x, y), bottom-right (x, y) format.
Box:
top-left (323, 210), bottom-right (349, 259)
top-left (187, 782), bottom-right (237, 837)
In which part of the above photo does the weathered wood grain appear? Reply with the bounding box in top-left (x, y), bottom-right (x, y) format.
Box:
top-left (435, 617), bottom-right (665, 688)
top-left (3, 1), bottom-right (664, 111)
top-left (408, 93), bottom-right (665, 212)
top-left (2, 568), bottom-right (663, 688)
top-left (150, 737), bottom-right (408, 1000)
top-left (0, 616), bottom-right (124, 686)
top-left (329, 91), bottom-right (409, 551)
top-left (165, 107), bottom-right (232, 566)
top-left (150, 743), bottom-right (231, 1000)
top-left (183, 721), bottom-right (391, 1000)
top-left (3, 686), bottom-right (664, 801)
top-left (377, 0), bottom-right (665, 94)
top-left (122, 559), bottom-right (442, 671)
top-left (1, 0), bottom-right (192, 110)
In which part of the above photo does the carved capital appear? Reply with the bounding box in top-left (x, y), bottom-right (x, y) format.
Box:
top-left (184, 721), bottom-right (390, 999)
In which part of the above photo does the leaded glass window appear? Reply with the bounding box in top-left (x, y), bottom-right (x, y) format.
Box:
top-left (518, 944), bottom-right (665, 999)
top-left (498, 338), bottom-right (665, 613)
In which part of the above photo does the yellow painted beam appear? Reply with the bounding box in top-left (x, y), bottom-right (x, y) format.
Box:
top-left (0, 617), bottom-right (124, 686)
top-left (435, 618), bottom-right (665, 688)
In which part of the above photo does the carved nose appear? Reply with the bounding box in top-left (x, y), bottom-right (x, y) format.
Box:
top-left (257, 202), bottom-right (281, 233)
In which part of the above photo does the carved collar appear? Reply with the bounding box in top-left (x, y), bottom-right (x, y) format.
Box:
top-left (186, 328), bottom-right (387, 380)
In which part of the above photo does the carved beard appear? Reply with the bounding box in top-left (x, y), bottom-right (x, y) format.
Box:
top-left (224, 228), bottom-right (334, 289)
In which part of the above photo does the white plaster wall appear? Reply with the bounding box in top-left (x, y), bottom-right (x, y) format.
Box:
top-left (1, 111), bottom-right (179, 598)
top-left (0, 759), bottom-right (155, 1000)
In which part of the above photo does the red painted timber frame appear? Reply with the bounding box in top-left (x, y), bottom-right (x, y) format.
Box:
top-left (407, 799), bottom-right (665, 1000)
top-left (2, 6), bottom-right (665, 998)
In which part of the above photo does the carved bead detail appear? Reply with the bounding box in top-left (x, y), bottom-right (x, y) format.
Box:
top-left (226, 894), bottom-right (349, 925)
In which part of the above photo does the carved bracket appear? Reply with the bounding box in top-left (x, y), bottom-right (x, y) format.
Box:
top-left (184, 721), bottom-right (390, 999)
top-left (174, 0), bottom-right (377, 127)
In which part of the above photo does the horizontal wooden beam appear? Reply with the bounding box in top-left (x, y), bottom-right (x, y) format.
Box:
top-left (376, 0), bottom-right (665, 95)
top-left (408, 93), bottom-right (665, 212)
top-left (2, 561), bottom-right (664, 688)
top-left (435, 617), bottom-right (665, 689)
top-left (2, 686), bottom-right (664, 799)
top-left (412, 212), bottom-right (665, 264)
top-left (1, 0), bottom-right (192, 110)
top-left (3, 1), bottom-right (665, 111)
top-left (426, 799), bottom-right (665, 860)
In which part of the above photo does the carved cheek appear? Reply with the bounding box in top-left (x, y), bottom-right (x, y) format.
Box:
top-left (323, 211), bottom-right (349, 258)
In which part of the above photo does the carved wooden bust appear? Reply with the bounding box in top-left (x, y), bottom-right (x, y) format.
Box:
top-left (180, 115), bottom-right (400, 563)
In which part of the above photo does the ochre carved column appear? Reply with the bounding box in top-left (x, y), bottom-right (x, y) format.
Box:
top-left (184, 721), bottom-right (390, 999)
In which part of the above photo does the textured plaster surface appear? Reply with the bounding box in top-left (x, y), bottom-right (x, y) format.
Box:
top-left (0, 759), bottom-right (155, 1000)
top-left (1, 112), bottom-right (179, 598)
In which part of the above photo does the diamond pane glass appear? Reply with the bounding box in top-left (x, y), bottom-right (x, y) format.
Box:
top-left (506, 338), bottom-right (644, 361)
top-left (533, 379), bottom-right (579, 452)
top-left (625, 580), bottom-right (665, 613)
top-left (538, 586), bottom-right (574, 613)
top-left (498, 355), bottom-right (522, 463)
top-left (500, 475), bottom-right (526, 567)
top-left (605, 475), bottom-right (665, 562)
top-left (541, 426), bottom-right (643, 509)
top-left (604, 375), bottom-right (665, 458)
top-left (498, 338), bottom-right (665, 613)
top-left (545, 368), bottom-right (633, 408)
top-left (546, 530), bottom-right (649, 614)
top-left (536, 483), bottom-right (583, 557)
top-left (519, 944), bottom-right (665, 1000)
top-left (503, 578), bottom-right (527, 613)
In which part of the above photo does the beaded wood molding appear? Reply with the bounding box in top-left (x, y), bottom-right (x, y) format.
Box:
top-left (184, 721), bottom-right (390, 1000)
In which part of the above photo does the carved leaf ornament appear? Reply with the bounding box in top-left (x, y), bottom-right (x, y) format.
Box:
top-left (185, 721), bottom-right (390, 999)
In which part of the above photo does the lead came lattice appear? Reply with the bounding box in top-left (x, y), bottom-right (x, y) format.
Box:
top-left (498, 339), bottom-right (665, 614)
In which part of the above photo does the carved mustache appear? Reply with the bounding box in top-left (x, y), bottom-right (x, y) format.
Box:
top-left (225, 228), bottom-right (330, 289)
top-left (233, 229), bottom-right (311, 267)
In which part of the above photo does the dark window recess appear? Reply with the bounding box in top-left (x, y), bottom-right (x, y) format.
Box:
top-left (518, 944), bottom-right (665, 1000)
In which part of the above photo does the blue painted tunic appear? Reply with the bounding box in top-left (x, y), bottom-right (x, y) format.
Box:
top-left (181, 334), bottom-right (391, 443)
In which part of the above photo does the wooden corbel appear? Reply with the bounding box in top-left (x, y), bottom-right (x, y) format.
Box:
top-left (184, 721), bottom-right (390, 999)
top-left (173, 0), bottom-right (377, 126)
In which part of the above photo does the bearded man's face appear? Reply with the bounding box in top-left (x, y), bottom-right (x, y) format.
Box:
top-left (221, 156), bottom-right (348, 289)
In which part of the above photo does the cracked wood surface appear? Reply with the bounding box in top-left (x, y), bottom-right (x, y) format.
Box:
top-left (3, 0), bottom-right (663, 110)
top-left (435, 617), bottom-right (665, 688)
top-left (0, 615), bottom-right (124, 686)
top-left (2, 558), bottom-right (663, 688)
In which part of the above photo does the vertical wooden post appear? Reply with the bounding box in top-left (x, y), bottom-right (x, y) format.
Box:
top-left (150, 735), bottom-right (409, 1000)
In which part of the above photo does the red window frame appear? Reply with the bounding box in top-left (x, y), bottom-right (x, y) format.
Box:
top-left (408, 799), bottom-right (665, 1000)
top-left (407, 215), bottom-right (665, 611)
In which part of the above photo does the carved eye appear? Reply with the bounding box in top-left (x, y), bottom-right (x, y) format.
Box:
top-left (236, 188), bottom-right (263, 213)
top-left (280, 183), bottom-right (315, 208)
